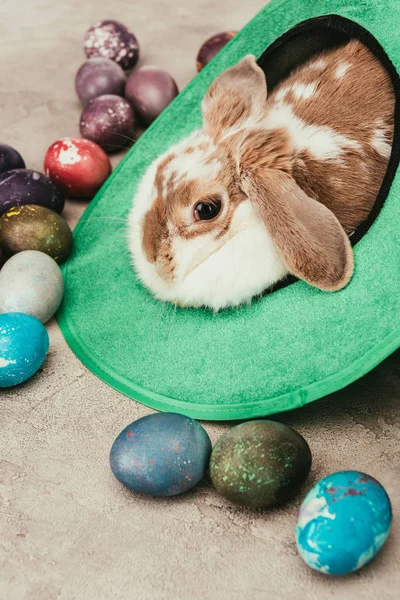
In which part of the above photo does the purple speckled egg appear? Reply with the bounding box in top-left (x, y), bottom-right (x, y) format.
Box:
top-left (125, 66), bottom-right (178, 126)
top-left (83, 19), bottom-right (140, 71)
top-left (196, 31), bottom-right (237, 71)
top-left (109, 412), bottom-right (212, 497)
top-left (79, 94), bottom-right (135, 152)
top-left (0, 143), bottom-right (25, 174)
top-left (0, 169), bottom-right (64, 217)
top-left (75, 57), bottom-right (127, 107)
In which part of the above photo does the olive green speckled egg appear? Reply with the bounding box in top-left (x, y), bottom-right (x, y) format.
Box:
top-left (210, 421), bottom-right (312, 508)
top-left (0, 205), bottom-right (72, 264)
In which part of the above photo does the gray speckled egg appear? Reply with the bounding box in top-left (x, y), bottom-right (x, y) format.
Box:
top-left (0, 250), bottom-right (64, 323)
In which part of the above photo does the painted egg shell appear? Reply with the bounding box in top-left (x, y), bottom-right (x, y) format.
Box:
top-left (0, 169), bottom-right (64, 217)
top-left (125, 66), bottom-right (179, 125)
top-left (110, 412), bottom-right (212, 496)
top-left (0, 312), bottom-right (49, 387)
top-left (0, 205), bottom-right (72, 264)
top-left (75, 57), bottom-right (126, 107)
top-left (210, 420), bottom-right (312, 508)
top-left (0, 251), bottom-right (64, 323)
top-left (83, 19), bottom-right (140, 71)
top-left (296, 471), bottom-right (392, 575)
top-left (44, 137), bottom-right (112, 198)
top-left (196, 31), bottom-right (237, 71)
top-left (0, 143), bottom-right (25, 174)
top-left (80, 94), bottom-right (135, 152)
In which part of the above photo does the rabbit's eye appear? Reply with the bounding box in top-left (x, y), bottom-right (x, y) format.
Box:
top-left (193, 197), bottom-right (222, 222)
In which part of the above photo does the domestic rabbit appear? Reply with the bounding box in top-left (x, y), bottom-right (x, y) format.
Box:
top-left (129, 40), bottom-right (394, 311)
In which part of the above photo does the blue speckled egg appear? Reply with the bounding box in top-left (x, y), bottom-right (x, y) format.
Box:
top-left (110, 412), bottom-right (212, 496)
top-left (0, 313), bottom-right (49, 387)
top-left (296, 471), bottom-right (392, 575)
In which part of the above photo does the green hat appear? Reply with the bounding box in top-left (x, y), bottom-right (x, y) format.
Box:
top-left (58, 0), bottom-right (400, 420)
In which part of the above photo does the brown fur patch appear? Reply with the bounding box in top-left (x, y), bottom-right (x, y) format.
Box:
top-left (202, 55), bottom-right (268, 140)
top-left (237, 128), bottom-right (293, 176)
top-left (142, 198), bottom-right (167, 264)
top-left (269, 39), bottom-right (394, 234)
top-left (244, 170), bottom-right (354, 290)
top-left (154, 153), bottom-right (175, 197)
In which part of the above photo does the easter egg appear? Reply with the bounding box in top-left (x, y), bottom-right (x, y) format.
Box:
top-left (75, 57), bottom-right (126, 106)
top-left (84, 20), bottom-right (140, 71)
top-left (80, 94), bottom-right (135, 152)
top-left (210, 420), bottom-right (312, 508)
top-left (0, 313), bottom-right (49, 387)
top-left (196, 31), bottom-right (237, 71)
top-left (0, 251), bottom-right (64, 323)
top-left (296, 471), bottom-right (392, 575)
top-left (0, 143), bottom-right (25, 174)
top-left (0, 169), bottom-right (64, 217)
top-left (0, 205), bottom-right (72, 264)
top-left (125, 66), bottom-right (179, 125)
top-left (44, 137), bottom-right (111, 198)
top-left (110, 412), bottom-right (212, 496)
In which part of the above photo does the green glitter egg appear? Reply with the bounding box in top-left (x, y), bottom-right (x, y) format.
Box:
top-left (210, 420), bottom-right (312, 508)
top-left (0, 205), bottom-right (72, 264)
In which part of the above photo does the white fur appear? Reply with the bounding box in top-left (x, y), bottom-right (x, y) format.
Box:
top-left (308, 59), bottom-right (327, 70)
top-left (335, 62), bottom-right (351, 79)
top-left (162, 133), bottom-right (219, 189)
top-left (292, 82), bottom-right (317, 100)
top-left (265, 102), bottom-right (361, 160)
top-left (371, 128), bottom-right (391, 158)
top-left (275, 82), bottom-right (317, 102)
top-left (275, 86), bottom-right (291, 102)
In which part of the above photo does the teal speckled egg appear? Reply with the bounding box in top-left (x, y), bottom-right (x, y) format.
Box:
top-left (0, 312), bottom-right (49, 387)
top-left (210, 420), bottom-right (312, 508)
top-left (296, 471), bottom-right (392, 575)
top-left (0, 251), bottom-right (64, 323)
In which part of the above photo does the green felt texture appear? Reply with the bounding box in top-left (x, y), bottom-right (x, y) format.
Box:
top-left (58, 0), bottom-right (400, 421)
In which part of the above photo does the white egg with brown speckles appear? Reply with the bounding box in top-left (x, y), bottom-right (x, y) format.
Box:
top-left (0, 250), bottom-right (64, 323)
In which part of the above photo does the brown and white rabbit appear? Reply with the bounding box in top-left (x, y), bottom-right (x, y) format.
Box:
top-left (128, 40), bottom-right (394, 311)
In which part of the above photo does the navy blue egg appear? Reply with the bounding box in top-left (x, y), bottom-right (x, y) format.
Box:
top-left (296, 471), bottom-right (392, 575)
top-left (0, 143), bottom-right (25, 174)
top-left (0, 313), bottom-right (49, 387)
top-left (110, 412), bottom-right (212, 496)
top-left (0, 169), bottom-right (64, 217)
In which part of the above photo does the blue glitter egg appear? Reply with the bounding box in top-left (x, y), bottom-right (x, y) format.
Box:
top-left (0, 312), bottom-right (49, 387)
top-left (296, 471), bottom-right (392, 575)
top-left (110, 412), bottom-right (212, 496)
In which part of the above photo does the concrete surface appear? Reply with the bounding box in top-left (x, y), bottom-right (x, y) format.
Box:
top-left (1, 1), bottom-right (399, 598)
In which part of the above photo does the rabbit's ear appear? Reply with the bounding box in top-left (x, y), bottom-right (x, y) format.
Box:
top-left (242, 169), bottom-right (354, 290)
top-left (202, 55), bottom-right (267, 137)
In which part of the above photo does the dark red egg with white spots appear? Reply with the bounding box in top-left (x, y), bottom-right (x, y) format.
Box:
top-left (109, 412), bottom-right (212, 497)
top-left (83, 20), bottom-right (140, 71)
top-left (196, 31), bottom-right (237, 71)
top-left (80, 94), bottom-right (135, 152)
top-left (75, 57), bottom-right (126, 106)
top-left (44, 138), bottom-right (112, 198)
top-left (125, 66), bottom-right (179, 125)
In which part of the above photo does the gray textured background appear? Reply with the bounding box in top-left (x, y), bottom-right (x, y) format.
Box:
top-left (0, 1), bottom-right (399, 598)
